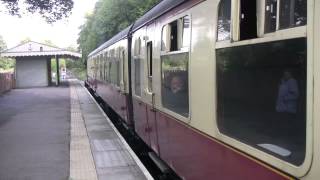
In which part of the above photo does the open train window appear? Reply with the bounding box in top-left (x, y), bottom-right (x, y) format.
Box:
top-left (240, 0), bottom-right (257, 40)
top-left (170, 21), bottom-right (178, 51)
top-left (217, 0), bottom-right (231, 41)
top-left (161, 16), bottom-right (190, 52)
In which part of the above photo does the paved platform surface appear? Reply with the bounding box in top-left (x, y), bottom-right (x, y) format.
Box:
top-left (0, 84), bottom-right (70, 180)
top-left (0, 80), bottom-right (152, 180)
top-left (71, 80), bottom-right (153, 180)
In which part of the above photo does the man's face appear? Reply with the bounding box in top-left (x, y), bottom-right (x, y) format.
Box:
top-left (171, 77), bottom-right (183, 93)
top-left (283, 71), bottom-right (292, 80)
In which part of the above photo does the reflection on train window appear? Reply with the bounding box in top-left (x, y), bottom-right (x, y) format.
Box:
top-left (161, 25), bottom-right (169, 51)
top-left (110, 61), bottom-right (115, 84)
top-left (100, 55), bottom-right (103, 80)
top-left (216, 38), bottom-right (306, 165)
top-left (134, 37), bottom-right (141, 56)
top-left (116, 60), bottom-right (120, 86)
top-left (108, 61), bottom-right (112, 82)
top-left (104, 53), bottom-right (108, 81)
top-left (217, 0), bottom-right (231, 41)
top-left (161, 16), bottom-right (190, 52)
top-left (161, 52), bottom-right (189, 117)
top-left (134, 58), bottom-right (141, 96)
top-left (265, 0), bottom-right (278, 33)
top-left (280, 0), bottom-right (307, 29)
top-left (182, 16), bottom-right (190, 48)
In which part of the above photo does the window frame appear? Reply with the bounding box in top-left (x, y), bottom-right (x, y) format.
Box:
top-left (214, 0), bottom-right (312, 177)
top-left (160, 13), bottom-right (192, 123)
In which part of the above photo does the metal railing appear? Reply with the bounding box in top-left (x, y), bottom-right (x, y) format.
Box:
top-left (0, 73), bottom-right (15, 94)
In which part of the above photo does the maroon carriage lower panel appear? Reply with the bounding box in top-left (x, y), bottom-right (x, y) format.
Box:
top-left (133, 99), bottom-right (293, 180)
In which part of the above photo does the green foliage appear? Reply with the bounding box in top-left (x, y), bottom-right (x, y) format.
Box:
top-left (66, 59), bottom-right (87, 81)
top-left (0, 0), bottom-right (74, 23)
top-left (42, 40), bottom-right (55, 46)
top-left (78, 0), bottom-right (160, 63)
top-left (20, 37), bottom-right (31, 44)
top-left (0, 35), bottom-right (15, 71)
top-left (51, 58), bottom-right (66, 73)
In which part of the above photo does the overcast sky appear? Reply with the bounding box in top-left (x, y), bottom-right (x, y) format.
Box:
top-left (0, 0), bottom-right (98, 49)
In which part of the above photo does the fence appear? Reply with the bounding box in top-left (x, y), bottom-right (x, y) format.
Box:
top-left (0, 72), bottom-right (15, 94)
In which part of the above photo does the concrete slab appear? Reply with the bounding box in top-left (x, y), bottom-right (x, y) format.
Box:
top-left (0, 85), bottom-right (70, 180)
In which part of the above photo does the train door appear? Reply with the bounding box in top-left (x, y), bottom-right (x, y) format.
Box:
top-left (145, 23), bottom-right (160, 154)
top-left (119, 48), bottom-right (128, 122)
top-left (132, 28), bottom-right (151, 147)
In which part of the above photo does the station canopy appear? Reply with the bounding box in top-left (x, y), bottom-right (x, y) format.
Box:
top-left (0, 41), bottom-right (81, 59)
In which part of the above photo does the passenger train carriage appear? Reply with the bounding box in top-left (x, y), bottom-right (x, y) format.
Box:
top-left (86, 0), bottom-right (320, 179)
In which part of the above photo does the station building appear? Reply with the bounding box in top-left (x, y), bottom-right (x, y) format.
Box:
top-left (0, 41), bottom-right (81, 88)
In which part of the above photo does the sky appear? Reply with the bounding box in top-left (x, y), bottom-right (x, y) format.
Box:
top-left (0, 0), bottom-right (98, 49)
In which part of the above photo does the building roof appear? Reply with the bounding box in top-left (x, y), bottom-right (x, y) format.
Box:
top-left (0, 41), bottom-right (82, 59)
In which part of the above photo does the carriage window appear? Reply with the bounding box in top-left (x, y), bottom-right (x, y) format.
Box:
top-left (134, 58), bottom-right (142, 96)
top-left (217, 0), bottom-right (231, 41)
top-left (162, 16), bottom-right (190, 52)
top-left (265, 0), bottom-right (278, 33)
top-left (279, 0), bottom-right (307, 29)
top-left (161, 52), bottom-right (189, 117)
top-left (216, 38), bottom-right (307, 165)
top-left (104, 53), bottom-right (108, 81)
top-left (147, 42), bottom-right (153, 91)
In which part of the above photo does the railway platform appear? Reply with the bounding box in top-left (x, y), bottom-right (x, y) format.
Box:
top-left (0, 79), bottom-right (153, 180)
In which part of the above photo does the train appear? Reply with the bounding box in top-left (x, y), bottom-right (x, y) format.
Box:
top-left (85, 0), bottom-right (320, 179)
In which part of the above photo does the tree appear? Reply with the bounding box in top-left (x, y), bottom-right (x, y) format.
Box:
top-left (0, 0), bottom-right (74, 23)
top-left (77, 0), bottom-right (160, 62)
top-left (20, 37), bottom-right (31, 44)
top-left (0, 35), bottom-right (15, 71)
